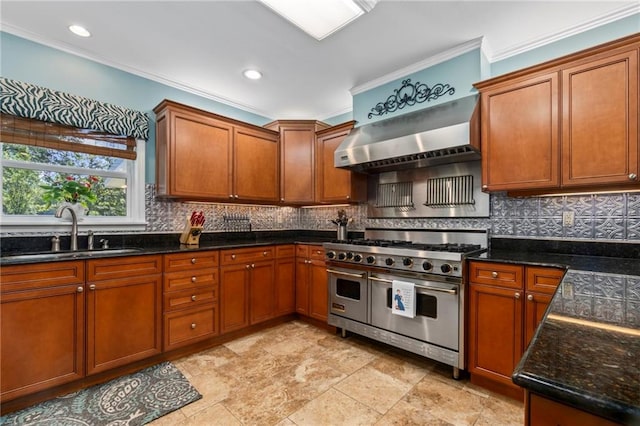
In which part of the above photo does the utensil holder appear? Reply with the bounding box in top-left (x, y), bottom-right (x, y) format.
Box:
top-left (337, 224), bottom-right (348, 241)
top-left (179, 217), bottom-right (203, 246)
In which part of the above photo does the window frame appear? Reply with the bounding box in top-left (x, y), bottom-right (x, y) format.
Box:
top-left (0, 140), bottom-right (146, 234)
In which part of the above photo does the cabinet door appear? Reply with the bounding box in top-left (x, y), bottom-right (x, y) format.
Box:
top-left (280, 124), bottom-right (316, 204)
top-left (170, 110), bottom-right (233, 198)
top-left (480, 72), bottom-right (560, 191)
top-left (275, 256), bottom-right (296, 316)
top-left (527, 392), bottom-right (620, 426)
top-left (524, 292), bottom-right (552, 348)
top-left (295, 258), bottom-right (310, 316)
top-left (249, 260), bottom-right (276, 324)
top-left (220, 264), bottom-right (250, 333)
top-left (308, 259), bottom-right (328, 321)
top-left (234, 126), bottom-right (279, 202)
top-left (316, 125), bottom-right (366, 203)
top-left (562, 48), bottom-right (639, 187)
top-left (468, 283), bottom-right (523, 388)
top-left (1, 284), bottom-right (84, 402)
top-left (86, 274), bottom-right (162, 375)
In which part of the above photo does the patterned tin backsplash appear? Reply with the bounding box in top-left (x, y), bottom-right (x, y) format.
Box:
top-left (144, 185), bottom-right (639, 242)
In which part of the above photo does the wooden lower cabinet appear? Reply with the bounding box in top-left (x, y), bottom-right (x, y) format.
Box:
top-left (1, 261), bottom-right (85, 403)
top-left (163, 251), bottom-right (219, 351)
top-left (526, 391), bottom-right (620, 426)
top-left (296, 245), bottom-right (328, 322)
top-left (275, 245), bottom-right (296, 316)
top-left (468, 261), bottom-right (564, 397)
top-left (248, 260), bottom-right (276, 324)
top-left (220, 264), bottom-right (251, 333)
top-left (86, 256), bottom-right (163, 375)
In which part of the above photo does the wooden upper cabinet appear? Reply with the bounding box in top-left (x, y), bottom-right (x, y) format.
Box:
top-left (264, 120), bottom-right (330, 204)
top-left (154, 100), bottom-right (279, 203)
top-left (479, 72), bottom-right (560, 191)
top-left (316, 121), bottom-right (367, 203)
top-left (234, 126), bottom-right (279, 202)
top-left (475, 33), bottom-right (640, 193)
top-left (561, 48), bottom-right (639, 187)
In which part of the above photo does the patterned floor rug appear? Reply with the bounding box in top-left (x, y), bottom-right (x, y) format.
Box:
top-left (0, 361), bottom-right (202, 425)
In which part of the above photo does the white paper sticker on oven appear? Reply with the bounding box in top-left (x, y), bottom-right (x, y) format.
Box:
top-left (392, 280), bottom-right (416, 318)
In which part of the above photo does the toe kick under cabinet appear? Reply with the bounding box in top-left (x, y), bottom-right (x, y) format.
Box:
top-left (163, 251), bottom-right (220, 351)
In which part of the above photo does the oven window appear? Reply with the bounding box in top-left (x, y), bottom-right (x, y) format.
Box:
top-left (386, 289), bottom-right (437, 318)
top-left (336, 278), bottom-right (361, 300)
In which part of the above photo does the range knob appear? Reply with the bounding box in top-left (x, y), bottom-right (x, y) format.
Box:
top-left (326, 251), bottom-right (336, 260)
top-left (422, 261), bottom-right (433, 271)
top-left (337, 252), bottom-right (347, 261)
top-left (440, 263), bottom-right (452, 274)
top-left (402, 257), bottom-right (413, 267)
top-left (346, 252), bottom-right (354, 260)
top-left (366, 256), bottom-right (376, 264)
top-left (385, 257), bottom-right (395, 266)
top-left (353, 254), bottom-right (363, 263)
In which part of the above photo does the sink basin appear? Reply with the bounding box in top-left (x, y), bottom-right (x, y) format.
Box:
top-left (2, 248), bottom-right (143, 262)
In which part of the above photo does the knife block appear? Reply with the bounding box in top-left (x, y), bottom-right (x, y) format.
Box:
top-left (179, 217), bottom-right (203, 246)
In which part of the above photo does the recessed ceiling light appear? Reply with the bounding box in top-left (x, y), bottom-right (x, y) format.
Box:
top-left (243, 69), bottom-right (263, 80)
top-left (258, 0), bottom-right (377, 40)
top-left (69, 25), bottom-right (91, 38)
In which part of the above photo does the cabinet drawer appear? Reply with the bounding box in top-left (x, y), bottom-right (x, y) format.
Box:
top-left (0, 261), bottom-right (84, 292)
top-left (469, 261), bottom-right (524, 289)
top-left (308, 246), bottom-right (325, 260)
top-left (164, 305), bottom-right (218, 350)
top-left (296, 245), bottom-right (309, 258)
top-left (87, 255), bottom-right (162, 281)
top-left (164, 286), bottom-right (217, 312)
top-left (164, 270), bottom-right (218, 292)
top-left (221, 246), bottom-right (274, 265)
top-left (526, 267), bottom-right (565, 294)
top-left (276, 245), bottom-right (295, 258)
top-left (163, 251), bottom-right (219, 273)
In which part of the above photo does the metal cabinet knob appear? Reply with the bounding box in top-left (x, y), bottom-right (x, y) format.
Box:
top-left (231, 254), bottom-right (236, 260)
top-left (515, 292), bottom-right (521, 299)
top-left (191, 276), bottom-right (197, 282)
top-left (246, 264), bottom-right (251, 269)
top-left (263, 251), bottom-right (268, 256)
top-left (527, 294), bottom-right (534, 301)
top-left (77, 286), bottom-right (84, 293)
top-left (89, 284), bottom-right (96, 291)
top-left (235, 195), bottom-right (239, 199)
top-left (491, 271), bottom-right (498, 278)
top-left (229, 195), bottom-right (234, 198)
top-left (191, 295), bottom-right (197, 301)
top-left (191, 258), bottom-right (197, 264)
top-left (346, 195), bottom-right (350, 199)
top-left (191, 323), bottom-right (196, 329)
top-left (251, 263), bottom-right (255, 268)
top-left (629, 173), bottom-right (638, 181)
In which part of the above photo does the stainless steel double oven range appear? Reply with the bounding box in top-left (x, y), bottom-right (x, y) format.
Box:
top-left (324, 229), bottom-right (487, 379)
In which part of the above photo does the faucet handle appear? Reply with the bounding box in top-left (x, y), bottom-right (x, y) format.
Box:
top-left (99, 238), bottom-right (109, 249)
top-left (51, 235), bottom-right (61, 252)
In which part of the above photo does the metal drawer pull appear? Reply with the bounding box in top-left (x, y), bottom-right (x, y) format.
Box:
top-left (191, 258), bottom-right (197, 264)
top-left (263, 251), bottom-right (268, 256)
top-left (89, 284), bottom-right (96, 291)
top-left (77, 286), bottom-right (84, 293)
top-left (630, 173), bottom-right (637, 181)
top-left (191, 323), bottom-right (196, 329)
top-left (326, 269), bottom-right (365, 279)
top-left (191, 295), bottom-right (197, 301)
top-left (527, 294), bottom-right (533, 301)
top-left (370, 276), bottom-right (393, 284)
top-left (231, 254), bottom-right (236, 260)
top-left (191, 276), bottom-right (197, 282)
top-left (515, 292), bottom-right (521, 299)
top-left (491, 271), bottom-right (498, 278)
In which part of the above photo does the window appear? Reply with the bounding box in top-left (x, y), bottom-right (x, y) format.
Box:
top-left (0, 115), bottom-right (145, 232)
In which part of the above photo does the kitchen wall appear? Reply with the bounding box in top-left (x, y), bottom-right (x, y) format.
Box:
top-left (145, 184), bottom-right (639, 242)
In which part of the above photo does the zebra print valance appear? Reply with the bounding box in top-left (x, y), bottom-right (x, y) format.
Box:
top-left (0, 77), bottom-right (149, 140)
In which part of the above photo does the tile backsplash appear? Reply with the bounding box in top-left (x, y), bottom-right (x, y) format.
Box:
top-left (145, 185), bottom-right (639, 242)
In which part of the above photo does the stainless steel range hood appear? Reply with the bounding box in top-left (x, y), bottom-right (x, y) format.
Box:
top-left (335, 95), bottom-right (480, 173)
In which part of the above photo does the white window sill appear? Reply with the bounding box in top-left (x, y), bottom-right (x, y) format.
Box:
top-left (0, 217), bottom-right (147, 235)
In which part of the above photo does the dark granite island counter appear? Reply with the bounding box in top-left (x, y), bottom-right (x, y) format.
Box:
top-left (471, 239), bottom-right (640, 425)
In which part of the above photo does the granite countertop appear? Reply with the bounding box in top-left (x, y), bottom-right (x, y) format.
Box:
top-left (469, 238), bottom-right (640, 424)
top-left (0, 230), bottom-right (354, 266)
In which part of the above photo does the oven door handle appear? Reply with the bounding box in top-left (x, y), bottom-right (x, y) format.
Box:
top-left (370, 275), bottom-right (457, 295)
top-left (326, 269), bottom-right (366, 279)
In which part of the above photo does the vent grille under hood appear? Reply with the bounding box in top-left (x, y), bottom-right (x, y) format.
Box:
top-left (335, 95), bottom-right (480, 173)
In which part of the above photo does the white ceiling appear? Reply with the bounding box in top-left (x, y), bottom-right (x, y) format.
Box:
top-left (1, 1), bottom-right (638, 120)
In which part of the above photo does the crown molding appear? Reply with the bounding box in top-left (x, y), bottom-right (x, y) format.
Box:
top-left (350, 37), bottom-right (484, 96)
top-left (490, 4), bottom-right (640, 62)
top-left (0, 24), bottom-right (276, 120)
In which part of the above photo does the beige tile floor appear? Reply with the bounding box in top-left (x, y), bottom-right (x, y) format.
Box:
top-left (150, 321), bottom-right (523, 426)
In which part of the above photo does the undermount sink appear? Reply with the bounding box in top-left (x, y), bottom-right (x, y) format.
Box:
top-left (2, 248), bottom-right (143, 262)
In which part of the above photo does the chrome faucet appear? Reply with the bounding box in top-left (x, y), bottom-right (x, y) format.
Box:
top-left (55, 205), bottom-right (78, 251)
